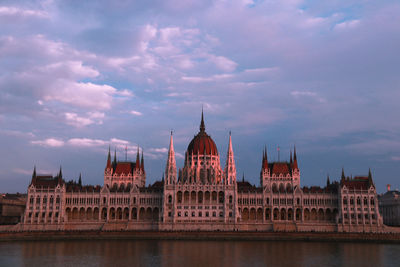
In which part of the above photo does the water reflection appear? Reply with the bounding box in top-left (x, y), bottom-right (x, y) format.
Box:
top-left (0, 239), bottom-right (398, 267)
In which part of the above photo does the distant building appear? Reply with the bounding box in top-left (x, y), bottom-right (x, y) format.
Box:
top-left (379, 185), bottom-right (400, 226)
top-left (0, 193), bottom-right (26, 225)
top-left (21, 112), bottom-right (384, 232)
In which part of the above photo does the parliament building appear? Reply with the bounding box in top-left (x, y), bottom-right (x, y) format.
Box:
top-left (22, 112), bottom-right (384, 232)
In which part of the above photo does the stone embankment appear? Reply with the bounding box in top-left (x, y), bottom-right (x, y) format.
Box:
top-left (1, 230), bottom-right (400, 243)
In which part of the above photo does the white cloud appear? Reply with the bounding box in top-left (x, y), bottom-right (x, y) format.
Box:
top-left (12, 168), bottom-right (35, 175)
top-left (31, 137), bottom-right (133, 149)
top-left (44, 81), bottom-right (117, 110)
top-left (130, 110), bottom-right (143, 116)
top-left (0, 129), bottom-right (35, 138)
top-left (115, 89), bottom-right (135, 97)
top-left (38, 61), bottom-right (99, 79)
top-left (68, 137), bottom-right (132, 148)
top-left (0, 6), bottom-right (49, 19)
top-left (110, 138), bottom-right (130, 145)
top-left (208, 55), bottom-right (238, 72)
top-left (334, 19), bottom-right (360, 31)
top-left (31, 138), bottom-right (65, 147)
top-left (291, 91), bottom-right (325, 103)
top-left (392, 156), bottom-right (400, 161)
top-left (176, 152), bottom-right (185, 159)
top-left (68, 138), bottom-right (106, 147)
top-left (64, 112), bottom-right (104, 127)
top-left (148, 147), bottom-right (168, 153)
top-left (182, 73), bottom-right (234, 83)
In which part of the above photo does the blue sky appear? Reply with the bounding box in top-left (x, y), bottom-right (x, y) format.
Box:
top-left (0, 0), bottom-right (399, 193)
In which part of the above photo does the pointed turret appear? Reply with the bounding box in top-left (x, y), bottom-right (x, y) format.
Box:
top-left (58, 166), bottom-right (62, 179)
top-left (106, 146), bottom-right (111, 169)
top-left (224, 131), bottom-right (236, 185)
top-left (341, 168), bottom-right (345, 180)
top-left (290, 150), bottom-right (293, 164)
top-left (200, 107), bottom-right (205, 132)
top-left (165, 131), bottom-right (177, 185)
top-left (78, 173), bottom-right (82, 186)
top-left (292, 146), bottom-right (298, 169)
top-left (263, 146), bottom-right (268, 169)
top-left (368, 168), bottom-right (374, 186)
top-left (260, 145), bottom-right (270, 187)
top-left (326, 174), bottom-right (330, 186)
top-left (32, 166), bottom-right (36, 179)
top-left (135, 146), bottom-right (140, 169)
top-left (113, 148), bottom-right (117, 166)
top-left (141, 150), bottom-right (145, 172)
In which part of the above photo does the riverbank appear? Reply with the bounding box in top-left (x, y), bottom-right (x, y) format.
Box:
top-left (1, 230), bottom-right (400, 243)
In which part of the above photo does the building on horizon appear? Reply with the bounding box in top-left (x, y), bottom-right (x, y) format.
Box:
top-left (379, 184), bottom-right (400, 226)
top-left (21, 112), bottom-right (384, 232)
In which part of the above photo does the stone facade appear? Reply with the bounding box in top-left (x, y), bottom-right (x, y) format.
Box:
top-left (0, 194), bottom-right (26, 225)
top-left (379, 185), bottom-right (400, 226)
top-left (22, 113), bottom-right (384, 232)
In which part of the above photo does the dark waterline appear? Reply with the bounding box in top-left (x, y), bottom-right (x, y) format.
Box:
top-left (1, 240), bottom-right (400, 267)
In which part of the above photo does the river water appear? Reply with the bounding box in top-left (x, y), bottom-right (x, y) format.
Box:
top-left (1, 240), bottom-right (399, 267)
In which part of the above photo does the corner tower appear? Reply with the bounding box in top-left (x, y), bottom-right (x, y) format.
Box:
top-left (165, 132), bottom-right (177, 185)
top-left (224, 132), bottom-right (236, 185)
top-left (260, 146), bottom-right (300, 191)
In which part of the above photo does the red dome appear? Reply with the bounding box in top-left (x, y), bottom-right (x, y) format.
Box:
top-left (187, 132), bottom-right (218, 156)
top-left (187, 111), bottom-right (218, 156)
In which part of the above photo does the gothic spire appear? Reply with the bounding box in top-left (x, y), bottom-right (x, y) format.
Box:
top-left (368, 168), bottom-right (373, 186)
top-left (224, 132), bottom-right (236, 184)
top-left (106, 146), bottom-right (111, 169)
top-left (78, 173), bottom-right (82, 186)
top-left (141, 150), bottom-right (145, 171)
top-left (292, 145), bottom-right (298, 169)
top-left (136, 145), bottom-right (140, 168)
top-left (32, 166), bottom-right (36, 178)
top-left (341, 168), bottom-right (345, 180)
top-left (113, 148), bottom-right (117, 165)
top-left (58, 166), bottom-right (62, 178)
top-left (262, 145), bottom-right (268, 169)
top-left (200, 107), bottom-right (205, 132)
top-left (165, 131), bottom-right (177, 185)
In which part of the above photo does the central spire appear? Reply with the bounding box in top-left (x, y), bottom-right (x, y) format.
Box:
top-left (200, 107), bottom-right (205, 132)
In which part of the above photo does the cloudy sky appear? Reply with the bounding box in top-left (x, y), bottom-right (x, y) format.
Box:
top-left (1, 0), bottom-right (399, 193)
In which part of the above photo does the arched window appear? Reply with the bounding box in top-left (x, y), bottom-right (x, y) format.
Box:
top-left (177, 191), bottom-right (183, 203)
top-left (168, 195), bottom-right (172, 203)
top-left (229, 195), bottom-right (233, 204)
top-left (218, 192), bottom-right (224, 204)
top-left (343, 197), bottom-right (347, 205)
